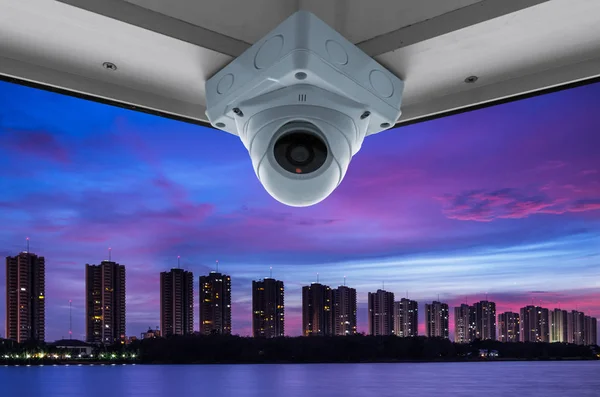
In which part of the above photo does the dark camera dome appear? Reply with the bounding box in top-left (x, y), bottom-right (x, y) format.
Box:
top-left (273, 123), bottom-right (328, 175)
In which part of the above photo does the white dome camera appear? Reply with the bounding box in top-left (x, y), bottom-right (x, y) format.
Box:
top-left (205, 11), bottom-right (404, 207)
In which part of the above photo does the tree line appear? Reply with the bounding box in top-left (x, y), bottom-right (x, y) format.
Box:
top-left (130, 335), bottom-right (598, 364)
top-left (1, 335), bottom-right (597, 364)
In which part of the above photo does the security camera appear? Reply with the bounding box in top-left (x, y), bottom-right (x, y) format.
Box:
top-left (205, 11), bottom-right (404, 207)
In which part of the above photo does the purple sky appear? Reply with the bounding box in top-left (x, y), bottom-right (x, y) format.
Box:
top-left (0, 79), bottom-right (599, 342)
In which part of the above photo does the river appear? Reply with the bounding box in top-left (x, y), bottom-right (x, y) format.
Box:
top-left (1, 361), bottom-right (599, 396)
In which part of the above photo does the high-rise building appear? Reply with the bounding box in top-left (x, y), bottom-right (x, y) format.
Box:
top-left (454, 304), bottom-right (472, 343)
top-left (571, 310), bottom-right (585, 345)
top-left (425, 301), bottom-right (449, 339)
top-left (368, 289), bottom-right (395, 336)
top-left (472, 300), bottom-right (496, 341)
top-left (539, 307), bottom-right (550, 342)
top-left (584, 316), bottom-right (597, 346)
top-left (332, 285), bottom-right (357, 336)
top-left (394, 298), bottom-right (418, 338)
top-left (199, 272), bottom-right (232, 335)
top-left (498, 311), bottom-right (520, 342)
top-left (566, 311), bottom-right (575, 343)
top-left (160, 268), bottom-right (194, 337)
top-left (519, 305), bottom-right (549, 343)
top-left (302, 283), bottom-right (333, 336)
top-left (252, 278), bottom-right (284, 338)
top-left (5, 252), bottom-right (45, 343)
top-left (550, 309), bottom-right (568, 343)
top-left (86, 261), bottom-right (126, 344)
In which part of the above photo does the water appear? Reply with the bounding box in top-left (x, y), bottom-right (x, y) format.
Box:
top-left (1, 362), bottom-right (599, 397)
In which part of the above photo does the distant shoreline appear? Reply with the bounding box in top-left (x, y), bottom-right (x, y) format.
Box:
top-left (2, 357), bottom-right (598, 367)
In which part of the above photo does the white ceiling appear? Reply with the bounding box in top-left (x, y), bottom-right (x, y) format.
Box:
top-left (1, 0), bottom-right (599, 125)
top-left (124, 0), bottom-right (482, 44)
top-left (0, 0), bottom-right (231, 119)
top-left (379, 0), bottom-right (600, 120)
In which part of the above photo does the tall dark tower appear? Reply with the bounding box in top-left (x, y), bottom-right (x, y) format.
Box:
top-left (425, 301), bottom-right (449, 339)
top-left (394, 298), bottom-right (419, 338)
top-left (584, 316), bottom-right (597, 346)
top-left (368, 289), bottom-right (395, 336)
top-left (252, 277), bottom-right (285, 338)
top-left (498, 311), bottom-right (520, 342)
top-left (571, 310), bottom-right (585, 345)
top-left (454, 304), bottom-right (472, 343)
top-left (199, 271), bottom-right (232, 335)
top-left (332, 285), bottom-right (357, 336)
top-left (519, 305), bottom-right (549, 343)
top-left (472, 300), bottom-right (497, 340)
top-left (86, 260), bottom-right (126, 344)
top-left (302, 283), bottom-right (333, 336)
top-left (160, 268), bottom-right (194, 336)
top-left (5, 250), bottom-right (46, 343)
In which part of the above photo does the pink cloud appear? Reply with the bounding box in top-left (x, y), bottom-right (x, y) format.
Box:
top-left (437, 187), bottom-right (600, 222)
top-left (1, 128), bottom-right (70, 164)
top-left (569, 199), bottom-right (600, 213)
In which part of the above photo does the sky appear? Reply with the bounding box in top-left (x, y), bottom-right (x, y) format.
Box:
top-left (0, 79), bottom-right (599, 343)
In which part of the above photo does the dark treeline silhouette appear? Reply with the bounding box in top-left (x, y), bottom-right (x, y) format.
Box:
top-left (1, 336), bottom-right (597, 364)
top-left (130, 335), bottom-right (598, 364)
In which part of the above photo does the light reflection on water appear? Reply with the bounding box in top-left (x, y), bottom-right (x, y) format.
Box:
top-left (1, 361), bottom-right (599, 397)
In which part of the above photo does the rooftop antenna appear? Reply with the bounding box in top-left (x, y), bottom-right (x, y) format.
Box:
top-left (108, 247), bottom-right (112, 261)
top-left (316, 272), bottom-right (319, 283)
top-left (269, 266), bottom-right (273, 278)
top-left (485, 292), bottom-right (488, 301)
top-left (69, 300), bottom-right (72, 340)
top-left (177, 255), bottom-right (181, 269)
top-left (216, 260), bottom-right (219, 273)
top-left (437, 294), bottom-right (440, 302)
top-left (382, 280), bottom-right (385, 290)
top-left (406, 291), bottom-right (408, 299)
top-left (26, 237), bottom-right (30, 253)
top-left (343, 275), bottom-right (346, 286)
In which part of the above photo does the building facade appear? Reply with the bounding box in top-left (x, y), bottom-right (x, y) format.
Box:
top-left (454, 304), bottom-right (472, 343)
top-left (498, 311), bottom-right (520, 343)
top-left (332, 285), bottom-right (357, 336)
top-left (85, 261), bottom-right (126, 344)
top-left (584, 316), bottom-right (597, 346)
top-left (550, 309), bottom-right (568, 343)
top-left (394, 298), bottom-right (418, 338)
top-left (519, 306), bottom-right (549, 343)
top-left (472, 300), bottom-right (496, 341)
top-left (572, 310), bottom-right (585, 345)
top-left (252, 278), bottom-right (285, 338)
top-left (160, 268), bottom-right (194, 337)
top-left (566, 311), bottom-right (575, 343)
top-left (199, 272), bottom-right (232, 335)
top-left (425, 301), bottom-right (449, 339)
top-left (302, 283), bottom-right (333, 336)
top-left (368, 289), bottom-right (395, 336)
top-left (5, 252), bottom-right (45, 343)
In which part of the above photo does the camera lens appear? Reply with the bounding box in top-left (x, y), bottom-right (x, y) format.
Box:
top-left (289, 145), bottom-right (311, 163)
top-left (273, 124), bottom-right (328, 174)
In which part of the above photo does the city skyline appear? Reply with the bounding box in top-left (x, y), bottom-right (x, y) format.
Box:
top-left (0, 79), bottom-right (599, 341)
top-left (3, 248), bottom-right (597, 346)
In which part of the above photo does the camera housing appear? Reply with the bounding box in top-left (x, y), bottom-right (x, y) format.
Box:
top-left (205, 10), bottom-right (404, 207)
